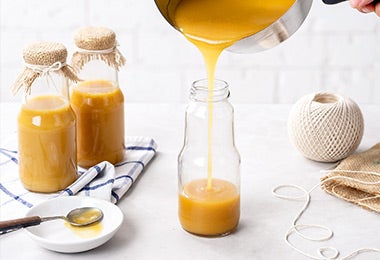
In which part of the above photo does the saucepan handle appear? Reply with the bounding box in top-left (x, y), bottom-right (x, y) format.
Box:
top-left (323, 0), bottom-right (347, 4)
top-left (323, 0), bottom-right (379, 4)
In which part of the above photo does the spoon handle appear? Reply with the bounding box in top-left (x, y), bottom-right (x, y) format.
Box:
top-left (0, 216), bottom-right (42, 234)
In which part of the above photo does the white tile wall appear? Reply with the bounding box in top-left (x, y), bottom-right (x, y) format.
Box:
top-left (1, 0), bottom-right (379, 104)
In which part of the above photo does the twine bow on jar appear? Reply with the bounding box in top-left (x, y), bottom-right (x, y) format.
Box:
top-left (11, 42), bottom-right (80, 95)
top-left (24, 61), bottom-right (65, 76)
top-left (71, 26), bottom-right (126, 72)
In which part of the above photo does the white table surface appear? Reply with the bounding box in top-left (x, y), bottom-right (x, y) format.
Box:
top-left (1, 102), bottom-right (380, 260)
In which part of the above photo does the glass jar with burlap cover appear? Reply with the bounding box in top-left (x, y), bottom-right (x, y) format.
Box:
top-left (11, 42), bottom-right (79, 193)
top-left (70, 26), bottom-right (126, 168)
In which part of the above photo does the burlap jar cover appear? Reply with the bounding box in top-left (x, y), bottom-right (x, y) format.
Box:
top-left (71, 26), bottom-right (125, 71)
top-left (11, 42), bottom-right (79, 95)
top-left (321, 143), bottom-right (380, 213)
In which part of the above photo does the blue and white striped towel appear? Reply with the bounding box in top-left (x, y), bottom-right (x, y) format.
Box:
top-left (0, 136), bottom-right (157, 220)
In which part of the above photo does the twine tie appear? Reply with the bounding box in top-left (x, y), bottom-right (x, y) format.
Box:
top-left (76, 46), bottom-right (115, 55)
top-left (75, 43), bottom-right (122, 65)
top-left (23, 61), bottom-right (67, 95)
top-left (24, 61), bottom-right (66, 76)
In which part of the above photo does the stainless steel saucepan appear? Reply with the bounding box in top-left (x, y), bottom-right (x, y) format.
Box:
top-left (154, 0), bottom-right (313, 53)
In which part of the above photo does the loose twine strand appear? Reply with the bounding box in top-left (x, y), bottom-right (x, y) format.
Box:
top-left (272, 171), bottom-right (380, 260)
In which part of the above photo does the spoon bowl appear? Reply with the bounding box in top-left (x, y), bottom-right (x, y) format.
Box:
top-left (0, 206), bottom-right (103, 234)
top-left (65, 207), bottom-right (103, 226)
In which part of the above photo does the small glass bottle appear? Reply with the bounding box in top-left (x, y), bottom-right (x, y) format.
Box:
top-left (70, 27), bottom-right (126, 168)
top-left (12, 42), bottom-right (79, 193)
top-left (178, 79), bottom-right (241, 237)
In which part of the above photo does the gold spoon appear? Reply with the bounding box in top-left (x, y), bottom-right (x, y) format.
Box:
top-left (0, 207), bottom-right (103, 234)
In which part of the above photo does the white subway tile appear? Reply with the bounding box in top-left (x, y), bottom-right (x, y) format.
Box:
top-left (326, 34), bottom-right (376, 67)
top-left (275, 34), bottom-right (325, 67)
top-left (1, 0), bottom-right (86, 29)
top-left (120, 67), bottom-right (183, 103)
top-left (1, 30), bottom-right (38, 65)
top-left (229, 69), bottom-right (277, 104)
top-left (0, 65), bottom-right (20, 102)
top-left (371, 62), bottom-right (380, 103)
top-left (318, 68), bottom-right (373, 104)
top-left (136, 31), bottom-right (202, 68)
top-left (278, 69), bottom-right (322, 103)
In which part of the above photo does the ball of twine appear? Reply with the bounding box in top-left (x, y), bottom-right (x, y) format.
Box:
top-left (288, 92), bottom-right (364, 163)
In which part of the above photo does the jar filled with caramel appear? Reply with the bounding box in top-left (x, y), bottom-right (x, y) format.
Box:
top-left (71, 26), bottom-right (126, 168)
top-left (12, 42), bottom-right (79, 193)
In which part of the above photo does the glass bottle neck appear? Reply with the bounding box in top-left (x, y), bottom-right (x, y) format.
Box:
top-left (77, 60), bottom-right (118, 84)
top-left (185, 79), bottom-right (235, 147)
top-left (190, 79), bottom-right (230, 102)
top-left (22, 72), bottom-right (69, 104)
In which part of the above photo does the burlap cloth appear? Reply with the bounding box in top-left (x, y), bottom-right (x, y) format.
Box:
top-left (71, 26), bottom-right (125, 71)
top-left (321, 143), bottom-right (380, 213)
top-left (11, 42), bottom-right (79, 95)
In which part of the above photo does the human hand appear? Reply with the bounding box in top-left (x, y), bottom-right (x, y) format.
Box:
top-left (349, 0), bottom-right (380, 16)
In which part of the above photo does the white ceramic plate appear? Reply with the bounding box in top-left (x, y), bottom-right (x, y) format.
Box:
top-left (24, 196), bottom-right (124, 253)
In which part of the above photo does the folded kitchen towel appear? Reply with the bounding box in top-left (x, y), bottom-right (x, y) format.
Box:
top-left (0, 136), bottom-right (157, 220)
